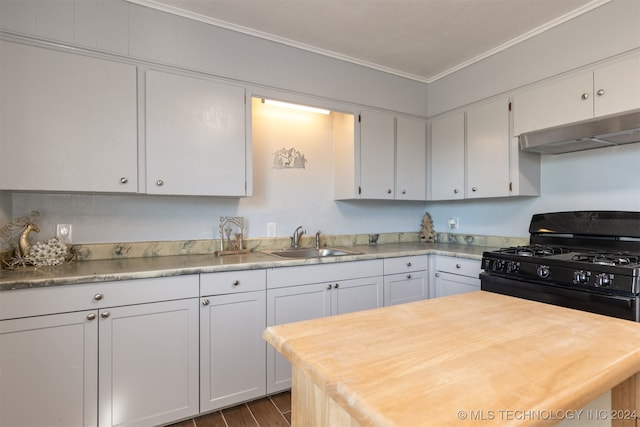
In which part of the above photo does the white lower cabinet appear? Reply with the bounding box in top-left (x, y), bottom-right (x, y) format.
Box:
top-left (431, 256), bottom-right (481, 298)
top-left (0, 275), bottom-right (199, 427)
top-left (266, 260), bottom-right (384, 393)
top-left (199, 270), bottom-right (266, 412)
top-left (0, 311), bottom-right (98, 427)
top-left (383, 255), bottom-right (429, 305)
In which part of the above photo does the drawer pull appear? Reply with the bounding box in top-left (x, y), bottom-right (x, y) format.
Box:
top-left (406, 274), bottom-right (412, 280)
top-left (334, 283), bottom-right (340, 289)
top-left (232, 280), bottom-right (240, 286)
top-left (456, 264), bottom-right (462, 269)
top-left (435, 273), bottom-right (440, 278)
top-left (202, 299), bottom-right (210, 306)
top-left (327, 284), bottom-right (332, 290)
top-left (87, 313), bottom-right (96, 321)
top-left (100, 311), bottom-right (110, 319)
top-left (93, 293), bottom-right (104, 301)
top-left (406, 262), bottom-right (412, 267)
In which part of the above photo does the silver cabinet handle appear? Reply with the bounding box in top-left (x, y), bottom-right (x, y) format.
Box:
top-left (202, 299), bottom-right (210, 306)
top-left (401, 190), bottom-right (406, 194)
top-left (472, 187), bottom-right (477, 192)
top-left (453, 189), bottom-right (459, 194)
top-left (581, 93), bottom-right (589, 100)
top-left (120, 177), bottom-right (128, 184)
top-left (156, 179), bottom-right (164, 187)
top-left (597, 89), bottom-right (605, 96)
top-left (87, 313), bottom-right (96, 321)
top-left (100, 311), bottom-right (110, 319)
top-left (334, 283), bottom-right (340, 289)
top-left (327, 284), bottom-right (332, 290)
top-left (406, 274), bottom-right (412, 279)
top-left (406, 262), bottom-right (412, 267)
top-left (232, 280), bottom-right (240, 286)
top-left (387, 189), bottom-right (392, 194)
top-left (435, 272), bottom-right (440, 278)
top-left (456, 264), bottom-right (462, 269)
top-left (94, 293), bottom-right (103, 301)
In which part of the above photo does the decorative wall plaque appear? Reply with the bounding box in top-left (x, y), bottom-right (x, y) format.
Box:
top-left (216, 216), bottom-right (248, 256)
top-left (272, 147), bottom-right (308, 169)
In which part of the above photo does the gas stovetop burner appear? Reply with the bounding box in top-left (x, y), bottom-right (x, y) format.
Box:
top-left (497, 244), bottom-right (567, 257)
top-left (571, 252), bottom-right (639, 267)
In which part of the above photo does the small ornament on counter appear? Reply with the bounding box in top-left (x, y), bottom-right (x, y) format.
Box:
top-left (1, 211), bottom-right (74, 269)
top-left (216, 216), bottom-right (249, 256)
top-left (368, 233), bottom-right (380, 245)
top-left (419, 212), bottom-right (437, 243)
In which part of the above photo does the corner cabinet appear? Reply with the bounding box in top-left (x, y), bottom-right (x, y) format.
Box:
top-left (513, 53), bottom-right (640, 136)
top-left (0, 41), bottom-right (138, 193)
top-left (145, 70), bottom-right (248, 196)
top-left (334, 110), bottom-right (426, 201)
top-left (266, 260), bottom-right (384, 393)
top-left (429, 97), bottom-right (539, 201)
top-left (431, 256), bottom-right (481, 298)
top-left (0, 276), bottom-right (200, 427)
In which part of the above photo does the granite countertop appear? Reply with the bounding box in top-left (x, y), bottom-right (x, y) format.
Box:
top-left (0, 242), bottom-right (493, 291)
top-left (264, 291), bottom-right (640, 426)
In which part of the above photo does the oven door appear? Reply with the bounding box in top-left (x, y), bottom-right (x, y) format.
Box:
top-left (480, 272), bottom-right (639, 321)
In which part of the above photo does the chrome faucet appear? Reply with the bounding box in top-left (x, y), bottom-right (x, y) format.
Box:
top-left (315, 231), bottom-right (322, 249)
top-left (291, 226), bottom-right (306, 248)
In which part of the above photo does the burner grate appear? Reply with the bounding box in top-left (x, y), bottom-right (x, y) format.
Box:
top-left (571, 252), bottom-right (639, 266)
top-left (498, 244), bottom-right (567, 257)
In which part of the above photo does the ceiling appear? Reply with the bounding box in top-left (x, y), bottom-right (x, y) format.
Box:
top-left (132, 0), bottom-right (609, 83)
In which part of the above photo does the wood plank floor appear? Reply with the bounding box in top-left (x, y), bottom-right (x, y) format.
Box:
top-left (168, 391), bottom-right (291, 427)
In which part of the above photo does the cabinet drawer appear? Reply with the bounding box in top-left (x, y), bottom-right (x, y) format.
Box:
top-left (267, 260), bottom-right (383, 289)
top-left (0, 275), bottom-right (199, 320)
top-left (383, 255), bottom-right (428, 274)
top-left (200, 269), bottom-right (266, 295)
top-left (435, 256), bottom-right (481, 278)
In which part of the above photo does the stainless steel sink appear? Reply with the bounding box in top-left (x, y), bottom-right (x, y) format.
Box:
top-left (264, 247), bottom-right (362, 259)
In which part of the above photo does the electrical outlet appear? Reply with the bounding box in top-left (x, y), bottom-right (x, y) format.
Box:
top-left (267, 222), bottom-right (277, 237)
top-left (56, 224), bottom-right (73, 244)
top-left (448, 217), bottom-right (459, 230)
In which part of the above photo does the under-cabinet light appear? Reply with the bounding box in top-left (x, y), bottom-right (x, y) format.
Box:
top-left (262, 98), bottom-right (331, 115)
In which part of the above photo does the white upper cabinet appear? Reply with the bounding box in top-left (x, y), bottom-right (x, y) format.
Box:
top-left (145, 70), bottom-right (247, 196)
top-left (0, 41), bottom-right (138, 193)
top-left (359, 110), bottom-right (396, 199)
top-left (396, 117), bottom-right (427, 200)
top-left (466, 99), bottom-right (510, 199)
top-left (429, 112), bottom-right (465, 200)
top-left (513, 53), bottom-right (640, 136)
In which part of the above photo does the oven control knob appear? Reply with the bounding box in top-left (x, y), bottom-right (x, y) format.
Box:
top-left (507, 261), bottom-right (520, 273)
top-left (492, 260), bottom-right (506, 272)
top-left (595, 273), bottom-right (613, 287)
top-left (573, 270), bottom-right (589, 284)
top-left (537, 265), bottom-right (550, 279)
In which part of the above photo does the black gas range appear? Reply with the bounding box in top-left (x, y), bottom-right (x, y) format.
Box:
top-left (480, 211), bottom-right (640, 321)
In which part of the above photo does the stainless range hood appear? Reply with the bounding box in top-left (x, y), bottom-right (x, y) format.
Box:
top-left (519, 110), bottom-right (640, 154)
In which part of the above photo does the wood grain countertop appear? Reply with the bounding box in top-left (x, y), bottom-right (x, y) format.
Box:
top-left (264, 291), bottom-right (640, 426)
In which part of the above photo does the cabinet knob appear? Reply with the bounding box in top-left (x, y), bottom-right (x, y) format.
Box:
top-left (100, 311), bottom-right (110, 319)
top-left (120, 177), bottom-right (128, 184)
top-left (597, 89), bottom-right (605, 96)
top-left (456, 264), bottom-right (462, 269)
top-left (581, 93), bottom-right (589, 100)
top-left (334, 283), bottom-right (340, 289)
top-left (401, 190), bottom-right (406, 195)
top-left (406, 262), bottom-right (412, 267)
top-left (327, 284), bottom-right (332, 290)
top-left (406, 274), bottom-right (412, 280)
top-left (156, 179), bottom-right (164, 187)
top-left (435, 272), bottom-right (440, 278)
top-left (94, 293), bottom-right (103, 301)
top-left (87, 313), bottom-right (96, 321)
top-left (232, 280), bottom-right (240, 286)
top-left (202, 299), bottom-right (210, 306)
top-left (387, 189), bottom-right (392, 194)
top-left (472, 187), bottom-right (477, 192)
top-left (453, 189), bottom-right (459, 194)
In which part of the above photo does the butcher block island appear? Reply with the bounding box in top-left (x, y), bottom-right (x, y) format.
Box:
top-left (263, 291), bottom-right (640, 427)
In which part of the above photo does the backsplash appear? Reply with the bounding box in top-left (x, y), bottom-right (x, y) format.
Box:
top-left (1, 232), bottom-right (527, 263)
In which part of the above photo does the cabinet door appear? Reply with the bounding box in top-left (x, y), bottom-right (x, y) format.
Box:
top-left (266, 283), bottom-right (331, 393)
top-left (512, 71), bottom-right (593, 136)
top-left (593, 54), bottom-right (640, 118)
top-left (359, 110), bottom-right (395, 199)
top-left (396, 117), bottom-right (426, 200)
top-left (384, 271), bottom-right (428, 306)
top-left (332, 276), bottom-right (384, 315)
top-left (433, 272), bottom-right (480, 298)
top-left (430, 112), bottom-right (464, 200)
top-left (200, 291), bottom-right (266, 412)
top-left (0, 41), bottom-right (138, 192)
top-left (145, 70), bottom-right (246, 196)
top-left (98, 299), bottom-right (199, 427)
top-left (0, 311), bottom-right (98, 427)
top-left (466, 99), bottom-right (510, 199)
